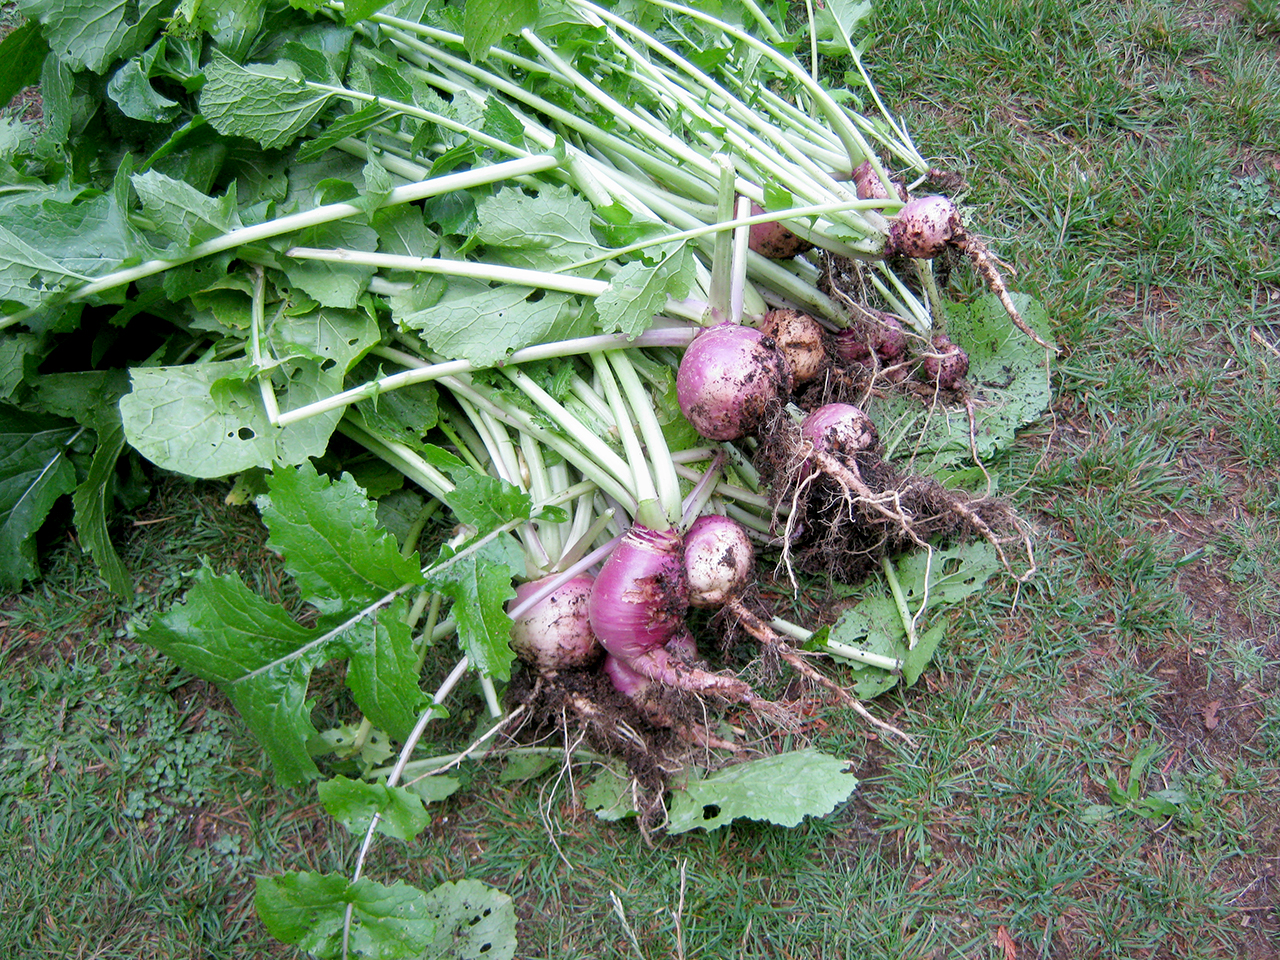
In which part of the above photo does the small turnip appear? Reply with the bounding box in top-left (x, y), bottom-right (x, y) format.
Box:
top-left (887, 195), bottom-right (963, 259)
top-left (759, 309), bottom-right (827, 385)
top-left (508, 574), bottom-right (602, 672)
top-left (746, 200), bottom-right (814, 259)
top-left (920, 335), bottom-right (970, 390)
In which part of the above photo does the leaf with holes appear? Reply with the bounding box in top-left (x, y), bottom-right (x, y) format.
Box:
top-left (667, 749), bottom-right (859, 833)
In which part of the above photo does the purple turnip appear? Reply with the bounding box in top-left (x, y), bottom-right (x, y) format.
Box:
top-left (676, 323), bottom-right (792, 441)
top-left (920, 335), bottom-right (970, 390)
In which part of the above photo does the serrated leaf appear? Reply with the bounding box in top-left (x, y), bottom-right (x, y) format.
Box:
top-left (0, 405), bottom-right (79, 590)
top-left (317, 776), bottom-right (432, 842)
top-left (259, 463), bottom-right (425, 615)
top-left (340, 617), bottom-right (424, 741)
top-left (199, 52), bottom-right (335, 150)
top-left (137, 565), bottom-right (328, 786)
top-left (425, 537), bottom-right (524, 682)
top-left (398, 279), bottom-right (587, 367)
top-left (476, 184), bottom-right (601, 271)
top-left (595, 243), bottom-right (695, 338)
top-left (445, 474), bottom-right (532, 532)
top-left (667, 749), bottom-right (858, 833)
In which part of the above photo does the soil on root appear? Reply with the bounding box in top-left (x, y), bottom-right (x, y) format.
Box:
top-left (505, 666), bottom-right (731, 831)
top-left (753, 411), bottom-right (1021, 582)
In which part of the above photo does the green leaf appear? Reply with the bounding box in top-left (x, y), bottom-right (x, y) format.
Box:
top-left (120, 359), bottom-right (341, 478)
top-left (426, 536), bottom-right (524, 682)
top-left (595, 243), bottom-right (695, 338)
top-left (71, 422), bottom-right (132, 597)
top-left (823, 542), bottom-right (1002, 698)
top-left (317, 776), bottom-right (432, 842)
top-left (138, 565), bottom-right (328, 786)
top-left (462, 0), bottom-right (538, 59)
top-left (199, 52), bottom-right (335, 150)
top-left (419, 879), bottom-right (517, 960)
top-left (259, 463), bottom-right (425, 615)
top-left (267, 304), bottom-right (381, 377)
top-left (256, 873), bottom-right (515, 960)
top-left (444, 474), bottom-right (532, 533)
top-left (870, 293), bottom-right (1053, 473)
top-left (256, 872), bottom-right (436, 959)
top-left (399, 279), bottom-right (587, 368)
top-left (582, 762), bottom-right (639, 821)
top-left (0, 405), bottom-right (79, 590)
top-left (667, 749), bottom-right (859, 833)
top-left (280, 219), bottom-right (380, 308)
top-left (0, 333), bottom-right (44, 403)
top-left (131, 171), bottom-right (242, 247)
top-left (107, 46), bottom-right (181, 123)
top-left (475, 184), bottom-right (600, 271)
top-left (297, 103), bottom-right (396, 163)
top-left (0, 20), bottom-right (49, 109)
top-left (21, 0), bottom-right (171, 74)
top-left (258, 464), bottom-right (425, 737)
top-left (403, 775), bottom-right (461, 805)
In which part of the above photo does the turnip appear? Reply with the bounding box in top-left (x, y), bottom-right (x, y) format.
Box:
top-left (757, 402), bottom-right (1032, 583)
top-left (676, 323), bottom-right (792, 441)
top-left (801, 403), bottom-right (879, 459)
top-left (681, 513), bottom-right (898, 728)
top-left (587, 524), bottom-right (757, 702)
top-left (684, 514), bottom-right (755, 609)
top-left (919, 334), bottom-right (970, 390)
top-left (887, 195), bottom-right (963, 260)
top-left (887, 195), bottom-right (1055, 352)
top-left (508, 574), bottom-right (602, 672)
top-left (833, 311), bottom-right (907, 371)
top-left (759, 309), bottom-right (827, 385)
top-left (849, 161), bottom-right (908, 203)
top-left (745, 200), bottom-right (815, 259)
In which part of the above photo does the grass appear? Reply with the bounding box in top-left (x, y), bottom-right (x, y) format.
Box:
top-left (3, 0), bottom-right (1280, 958)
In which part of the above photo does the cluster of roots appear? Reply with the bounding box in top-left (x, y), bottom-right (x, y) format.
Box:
top-left (505, 666), bottom-right (736, 833)
top-left (754, 406), bottom-right (1029, 583)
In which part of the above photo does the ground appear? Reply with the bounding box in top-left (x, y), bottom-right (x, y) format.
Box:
top-left (2, 1), bottom-right (1279, 958)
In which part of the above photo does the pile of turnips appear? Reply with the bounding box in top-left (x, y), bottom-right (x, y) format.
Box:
top-left (481, 2), bottom-right (1050, 788)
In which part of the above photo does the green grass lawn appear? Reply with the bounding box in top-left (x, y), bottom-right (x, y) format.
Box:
top-left (3, 1), bottom-right (1279, 958)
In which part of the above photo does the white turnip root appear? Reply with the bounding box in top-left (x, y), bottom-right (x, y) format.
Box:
top-left (759, 309), bottom-right (827, 385)
top-left (508, 574), bottom-right (602, 672)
